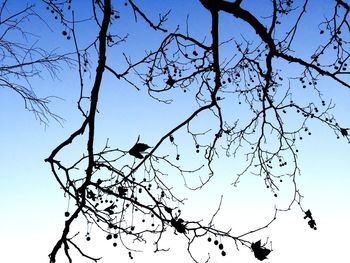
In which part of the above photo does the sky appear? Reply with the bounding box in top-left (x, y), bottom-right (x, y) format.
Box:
top-left (0, 0), bottom-right (349, 263)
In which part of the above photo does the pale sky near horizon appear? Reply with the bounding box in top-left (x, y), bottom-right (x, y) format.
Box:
top-left (0, 1), bottom-right (349, 263)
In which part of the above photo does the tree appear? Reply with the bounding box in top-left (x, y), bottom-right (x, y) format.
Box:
top-left (0, 1), bottom-right (70, 124)
top-left (42, 0), bottom-right (349, 262)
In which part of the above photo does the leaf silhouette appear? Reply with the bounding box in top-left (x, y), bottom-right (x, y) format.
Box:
top-left (104, 204), bottom-right (116, 215)
top-left (340, 128), bottom-right (348, 136)
top-left (251, 240), bottom-right (271, 261)
top-left (129, 150), bottom-right (143, 159)
top-left (128, 143), bottom-right (151, 159)
top-left (87, 190), bottom-right (96, 201)
top-left (308, 219), bottom-right (317, 229)
top-left (164, 206), bottom-right (172, 214)
top-left (304, 209), bottom-right (312, 219)
top-left (166, 76), bottom-right (175, 86)
top-left (171, 218), bottom-right (186, 233)
top-left (118, 186), bottom-right (128, 196)
top-left (303, 209), bottom-right (317, 229)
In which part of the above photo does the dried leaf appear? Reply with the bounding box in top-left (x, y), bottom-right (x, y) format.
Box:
top-left (340, 128), bottom-right (348, 136)
top-left (104, 204), bottom-right (116, 215)
top-left (166, 76), bottom-right (175, 86)
top-left (118, 186), bottom-right (128, 196)
top-left (128, 143), bottom-right (151, 159)
top-left (164, 206), bottom-right (172, 214)
top-left (304, 209), bottom-right (312, 219)
top-left (87, 190), bottom-right (96, 201)
top-left (171, 218), bottom-right (186, 233)
top-left (251, 240), bottom-right (271, 261)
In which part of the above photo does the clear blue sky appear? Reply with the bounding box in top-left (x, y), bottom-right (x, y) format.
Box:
top-left (0, 0), bottom-right (349, 262)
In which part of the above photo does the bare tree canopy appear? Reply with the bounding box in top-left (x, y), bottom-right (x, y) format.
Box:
top-left (11, 0), bottom-right (347, 262)
top-left (0, 0), bottom-right (72, 124)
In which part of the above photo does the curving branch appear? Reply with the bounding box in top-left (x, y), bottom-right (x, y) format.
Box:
top-left (44, 0), bottom-right (349, 262)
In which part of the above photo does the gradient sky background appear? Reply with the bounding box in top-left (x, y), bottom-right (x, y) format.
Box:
top-left (0, 0), bottom-right (349, 262)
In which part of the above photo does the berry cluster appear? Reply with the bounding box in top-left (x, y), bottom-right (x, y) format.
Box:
top-left (207, 237), bottom-right (226, 256)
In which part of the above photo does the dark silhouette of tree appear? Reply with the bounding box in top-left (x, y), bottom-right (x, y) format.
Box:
top-left (42, 0), bottom-right (349, 262)
top-left (0, 1), bottom-right (70, 124)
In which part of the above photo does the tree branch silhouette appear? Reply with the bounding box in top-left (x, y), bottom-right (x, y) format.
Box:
top-left (44, 0), bottom-right (349, 262)
top-left (0, 1), bottom-right (71, 124)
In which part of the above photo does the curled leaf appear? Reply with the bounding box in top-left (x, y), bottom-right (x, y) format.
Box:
top-left (251, 240), bottom-right (271, 261)
top-left (104, 204), bottom-right (116, 215)
top-left (304, 209), bottom-right (312, 219)
top-left (87, 190), bottom-right (96, 201)
top-left (166, 76), bottom-right (175, 86)
top-left (128, 142), bottom-right (151, 159)
top-left (340, 128), bottom-right (348, 137)
top-left (303, 209), bottom-right (317, 230)
top-left (171, 218), bottom-right (186, 233)
top-left (164, 206), bottom-right (172, 214)
top-left (118, 186), bottom-right (128, 196)
top-left (308, 219), bottom-right (317, 230)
